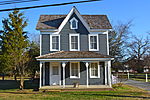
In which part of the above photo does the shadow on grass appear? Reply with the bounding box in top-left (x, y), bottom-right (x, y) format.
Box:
top-left (67, 93), bottom-right (150, 99)
top-left (0, 78), bottom-right (39, 90)
top-left (0, 91), bottom-right (149, 99)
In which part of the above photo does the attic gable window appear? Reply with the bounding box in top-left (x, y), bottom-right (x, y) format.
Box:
top-left (70, 17), bottom-right (78, 29)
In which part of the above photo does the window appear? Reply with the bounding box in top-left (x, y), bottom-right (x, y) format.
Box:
top-left (89, 34), bottom-right (99, 51)
top-left (70, 62), bottom-right (80, 78)
top-left (50, 35), bottom-right (60, 51)
top-left (90, 62), bottom-right (100, 78)
top-left (70, 17), bottom-right (78, 29)
top-left (69, 34), bottom-right (80, 51)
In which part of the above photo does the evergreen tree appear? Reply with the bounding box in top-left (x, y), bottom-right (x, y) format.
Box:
top-left (0, 10), bottom-right (29, 89)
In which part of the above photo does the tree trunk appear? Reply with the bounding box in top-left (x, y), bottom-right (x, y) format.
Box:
top-left (33, 70), bottom-right (36, 79)
top-left (13, 67), bottom-right (17, 80)
top-left (14, 74), bottom-right (17, 80)
top-left (20, 75), bottom-right (24, 90)
top-left (2, 73), bottom-right (5, 80)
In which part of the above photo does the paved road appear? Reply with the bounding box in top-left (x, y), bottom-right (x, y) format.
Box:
top-left (124, 79), bottom-right (150, 91)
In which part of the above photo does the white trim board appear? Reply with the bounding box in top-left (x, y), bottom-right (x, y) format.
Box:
top-left (40, 34), bottom-right (42, 56)
top-left (37, 58), bottom-right (114, 61)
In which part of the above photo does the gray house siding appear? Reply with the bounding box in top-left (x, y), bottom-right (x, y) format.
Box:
top-left (98, 34), bottom-right (107, 55)
top-left (59, 13), bottom-right (90, 51)
top-left (45, 62), bottom-right (50, 85)
top-left (41, 13), bottom-right (108, 55)
top-left (60, 62), bottom-right (105, 85)
top-left (41, 33), bottom-right (108, 55)
top-left (41, 34), bottom-right (50, 55)
top-left (41, 62), bottom-right (50, 86)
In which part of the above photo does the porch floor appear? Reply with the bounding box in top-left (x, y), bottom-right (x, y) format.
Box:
top-left (40, 85), bottom-right (113, 91)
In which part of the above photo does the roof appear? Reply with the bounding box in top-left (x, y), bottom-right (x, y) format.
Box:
top-left (36, 15), bottom-right (112, 30)
top-left (36, 51), bottom-right (112, 59)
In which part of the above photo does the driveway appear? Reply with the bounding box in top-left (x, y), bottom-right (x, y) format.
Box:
top-left (123, 79), bottom-right (150, 91)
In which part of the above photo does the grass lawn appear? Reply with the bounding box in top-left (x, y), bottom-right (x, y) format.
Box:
top-left (0, 81), bottom-right (150, 100)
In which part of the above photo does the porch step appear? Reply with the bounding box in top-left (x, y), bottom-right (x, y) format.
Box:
top-left (40, 88), bottom-right (113, 92)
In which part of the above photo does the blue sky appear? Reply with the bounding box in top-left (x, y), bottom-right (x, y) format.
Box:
top-left (0, 0), bottom-right (149, 39)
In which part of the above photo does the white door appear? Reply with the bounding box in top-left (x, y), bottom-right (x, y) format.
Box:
top-left (50, 62), bottom-right (61, 85)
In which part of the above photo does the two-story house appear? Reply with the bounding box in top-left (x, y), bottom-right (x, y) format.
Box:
top-left (36, 6), bottom-right (113, 89)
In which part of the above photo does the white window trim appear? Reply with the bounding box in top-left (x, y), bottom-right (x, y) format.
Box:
top-left (70, 17), bottom-right (78, 29)
top-left (89, 62), bottom-right (100, 78)
top-left (69, 34), bottom-right (80, 51)
top-left (88, 34), bottom-right (99, 51)
top-left (50, 34), bottom-right (60, 51)
top-left (70, 62), bottom-right (80, 79)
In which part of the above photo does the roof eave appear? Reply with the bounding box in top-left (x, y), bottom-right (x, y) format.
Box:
top-left (36, 58), bottom-right (114, 62)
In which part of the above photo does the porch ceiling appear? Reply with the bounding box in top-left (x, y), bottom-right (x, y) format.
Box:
top-left (36, 51), bottom-right (113, 61)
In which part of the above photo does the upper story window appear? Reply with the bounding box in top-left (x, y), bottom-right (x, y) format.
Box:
top-left (50, 35), bottom-right (60, 51)
top-left (69, 34), bottom-right (80, 51)
top-left (70, 17), bottom-right (78, 29)
top-left (89, 34), bottom-right (99, 51)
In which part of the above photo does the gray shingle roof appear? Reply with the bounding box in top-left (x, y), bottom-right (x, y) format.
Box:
top-left (36, 51), bottom-right (112, 59)
top-left (36, 15), bottom-right (112, 30)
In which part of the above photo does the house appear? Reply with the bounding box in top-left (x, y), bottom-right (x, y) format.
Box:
top-left (36, 6), bottom-right (113, 89)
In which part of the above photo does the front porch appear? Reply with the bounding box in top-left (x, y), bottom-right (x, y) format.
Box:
top-left (40, 85), bottom-right (110, 89)
top-left (40, 85), bottom-right (113, 91)
top-left (36, 51), bottom-right (113, 89)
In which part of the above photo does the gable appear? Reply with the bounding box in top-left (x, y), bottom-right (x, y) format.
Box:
top-left (59, 12), bottom-right (90, 35)
top-left (57, 6), bottom-right (90, 33)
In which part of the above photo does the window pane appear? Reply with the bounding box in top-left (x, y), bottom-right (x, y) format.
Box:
top-left (71, 36), bottom-right (78, 49)
top-left (90, 36), bottom-right (94, 42)
top-left (52, 36), bottom-right (59, 50)
top-left (90, 36), bottom-right (97, 49)
top-left (91, 63), bottom-right (98, 77)
top-left (71, 63), bottom-right (79, 77)
top-left (52, 66), bottom-right (59, 75)
top-left (72, 20), bottom-right (76, 28)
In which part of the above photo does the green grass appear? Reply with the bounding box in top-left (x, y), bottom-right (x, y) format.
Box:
top-left (0, 80), bottom-right (150, 100)
top-left (114, 73), bottom-right (150, 82)
top-left (0, 76), bottom-right (31, 80)
top-left (131, 78), bottom-right (150, 82)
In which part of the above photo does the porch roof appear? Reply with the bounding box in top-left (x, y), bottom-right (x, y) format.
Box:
top-left (36, 51), bottom-right (113, 61)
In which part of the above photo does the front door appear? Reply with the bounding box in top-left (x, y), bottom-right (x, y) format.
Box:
top-left (50, 62), bottom-right (61, 85)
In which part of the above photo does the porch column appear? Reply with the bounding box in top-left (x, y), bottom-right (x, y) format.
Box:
top-left (108, 61), bottom-right (112, 87)
top-left (62, 62), bottom-right (67, 88)
top-left (39, 62), bottom-right (42, 88)
top-left (104, 61), bottom-right (108, 85)
top-left (43, 62), bottom-right (45, 86)
top-left (85, 62), bottom-right (89, 87)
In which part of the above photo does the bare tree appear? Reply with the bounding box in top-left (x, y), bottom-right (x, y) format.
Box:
top-left (143, 55), bottom-right (150, 68)
top-left (127, 36), bottom-right (150, 72)
top-left (109, 20), bottom-right (132, 71)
